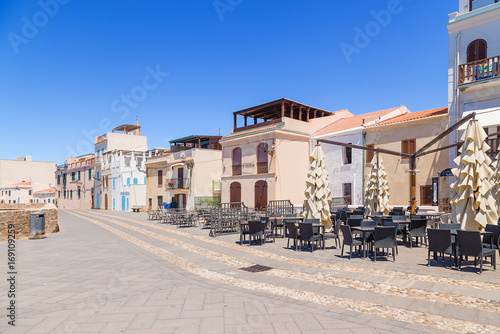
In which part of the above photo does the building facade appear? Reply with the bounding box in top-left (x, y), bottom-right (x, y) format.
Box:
top-left (364, 108), bottom-right (450, 208)
top-left (93, 121), bottom-right (148, 211)
top-left (55, 154), bottom-right (96, 209)
top-left (448, 0), bottom-right (500, 165)
top-left (312, 106), bottom-right (409, 206)
top-left (146, 136), bottom-right (222, 210)
top-left (220, 98), bottom-right (353, 210)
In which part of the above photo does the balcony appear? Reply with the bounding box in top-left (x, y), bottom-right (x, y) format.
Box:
top-left (486, 137), bottom-right (500, 159)
top-left (459, 56), bottom-right (499, 84)
top-left (232, 165), bottom-right (242, 176)
top-left (257, 162), bottom-right (268, 174)
top-left (469, 0), bottom-right (499, 11)
top-left (166, 178), bottom-right (189, 190)
top-left (212, 180), bottom-right (222, 193)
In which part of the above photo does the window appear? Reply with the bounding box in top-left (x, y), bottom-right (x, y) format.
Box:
top-left (344, 144), bottom-right (352, 165)
top-left (70, 190), bottom-right (73, 199)
top-left (89, 169), bottom-right (92, 180)
top-left (29, 190), bottom-right (32, 195)
top-left (97, 171), bottom-right (100, 180)
top-left (127, 178), bottom-right (131, 185)
top-left (420, 185), bottom-right (433, 206)
top-left (401, 139), bottom-right (416, 158)
top-left (257, 143), bottom-right (268, 174)
top-left (78, 189), bottom-right (81, 198)
top-left (72, 172), bottom-right (75, 181)
top-left (469, 0), bottom-right (498, 11)
top-left (343, 183), bottom-right (352, 205)
top-left (57, 175), bottom-right (60, 185)
top-left (467, 39), bottom-right (487, 62)
top-left (149, 198), bottom-right (152, 209)
top-left (366, 144), bottom-right (375, 164)
top-left (113, 179), bottom-right (115, 189)
top-left (157, 196), bottom-right (163, 208)
top-left (78, 171), bottom-right (81, 180)
top-left (64, 190), bottom-right (66, 198)
top-left (232, 148), bottom-right (242, 176)
top-left (133, 178), bottom-right (138, 185)
top-left (158, 170), bottom-right (163, 186)
top-left (58, 191), bottom-right (60, 198)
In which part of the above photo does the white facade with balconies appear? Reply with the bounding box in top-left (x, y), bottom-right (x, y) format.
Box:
top-left (448, 0), bottom-right (500, 165)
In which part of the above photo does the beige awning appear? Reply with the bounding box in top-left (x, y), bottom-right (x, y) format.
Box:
top-left (364, 154), bottom-right (390, 216)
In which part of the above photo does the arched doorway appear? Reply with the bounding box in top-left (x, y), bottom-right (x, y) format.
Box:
top-left (230, 182), bottom-right (241, 203)
top-left (254, 180), bottom-right (268, 211)
top-left (96, 193), bottom-right (100, 209)
top-left (104, 194), bottom-right (108, 210)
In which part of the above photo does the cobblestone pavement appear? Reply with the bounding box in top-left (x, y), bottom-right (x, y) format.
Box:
top-left (1, 209), bottom-right (499, 333)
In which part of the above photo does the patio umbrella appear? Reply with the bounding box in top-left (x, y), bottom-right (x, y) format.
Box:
top-left (303, 144), bottom-right (332, 231)
top-left (364, 153), bottom-right (390, 216)
top-left (492, 152), bottom-right (500, 217)
top-left (450, 120), bottom-right (499, 230)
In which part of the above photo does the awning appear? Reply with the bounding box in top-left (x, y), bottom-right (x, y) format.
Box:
top-left (459, 107), bottom-right (500, 131)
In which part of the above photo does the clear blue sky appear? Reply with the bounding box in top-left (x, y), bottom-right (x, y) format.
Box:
top-left (0, 0), bottom-right (457, 164)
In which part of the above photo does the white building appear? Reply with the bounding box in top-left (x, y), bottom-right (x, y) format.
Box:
top-left (0, 156), bottom-right (56, 204)
top-left (448, 0), bottom-right (500, 164)
top-left (94, 121), bottom-right (148, 211)
top-left (312, 106), bottom-right (409, 206)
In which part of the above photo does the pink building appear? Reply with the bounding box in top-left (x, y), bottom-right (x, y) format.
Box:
top-left (55, 154), bottom-right (96, 209)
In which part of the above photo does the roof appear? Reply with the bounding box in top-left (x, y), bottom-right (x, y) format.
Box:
top-left (34, 187), bottom-right (56, 194)
top-left (170, 135), bottom-right (222, 144)
top-left (6, 181), bottom-right (31, 186)
top-left (222, 123), bottom-right (285, 140)
top-left (312, 107), bottom-right (403, 137)
top-left (371, 107), bottom-right (448, 127)
top-left (233, 98), bottom-right (333, 121)
top-left (112, 124), bottom-right (140, 133)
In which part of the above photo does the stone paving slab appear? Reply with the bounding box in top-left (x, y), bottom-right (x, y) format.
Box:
top-left (1, 209), bottom-right (496, 333)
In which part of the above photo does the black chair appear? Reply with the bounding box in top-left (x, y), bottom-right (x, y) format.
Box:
top-left (299, 222), bottom-right (322, 252)
top-left (372, 226), bottom-right (397, 262)
top-left (261, 217), bottom-right (274, 243)
top-left (285, 222), bottom-right (299, 250)
top-left (392, 215), bottom-right (407, 222)
top-left (248, 220), bottom-right (265, 245)
top-left (456, 230), bottom-right (496, 274)
top-left (439, 223), bottom-right (461, 230)
top-left (382, 221), bottom-right (400, 254)
top-left (270, 214), bottom-right (283, 237)
top-left (427, 228), bottom-right (454, 268)
top-left (339, 225), bottom-right (362, 259)
top-left (392, 207), bottom-right (404, 215)
top-left (304, 218), bottom-right (320, 224)
top-left (406, 218), bottom-right (428, 248)
top-left (352, 209), bottom-right (365, 217)
top-left (347, 216), bottom-right (363, 237)
top-left (483, 225), bottom-right (500, 254)
top-left (239, 221), bottom-right (250, 245)
top-left (323, 219), bottom-right (340, 249)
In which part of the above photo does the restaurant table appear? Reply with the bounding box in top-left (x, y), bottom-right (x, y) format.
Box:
top-left (351, 226), bottom-right (375, 258)
top-left (272, 216), bottom-right (304, 237)
top-left (443, 230), bottom-right (494, 266)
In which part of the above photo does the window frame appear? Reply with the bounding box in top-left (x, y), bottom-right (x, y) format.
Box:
top-left (158, 170), bottom-right (163, 186)
top-left (401, 139), bottom-right (416, 159)
top-left (256, 143), bottom-right (268, 174)
top-left (366, 144), bottom-right (375, 164)
top-left (232, 147), bottom-right (242, 176)
top-left (344, 144), bottom-right (352, 165)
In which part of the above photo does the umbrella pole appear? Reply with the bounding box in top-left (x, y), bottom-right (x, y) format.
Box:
top-left (375, 152), bottom-right (380, 212)
top-left (410, 155), bottom-right (417, 216)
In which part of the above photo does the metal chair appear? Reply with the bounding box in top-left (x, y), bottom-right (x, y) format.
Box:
top-left (339, 225), bottom-right (362, 259)
top-left (483, 224), bottom-right (500, 255)
top-left (456, 230), bottom-right (496, 274)
top-left (323, 219), bottom-right (340, 249)
top-left (382, 221), bottom-right (400, 254)
top-left (372, 226), bottom-right (397, 262)
top-left (427, 228), bottom-right (454, 268)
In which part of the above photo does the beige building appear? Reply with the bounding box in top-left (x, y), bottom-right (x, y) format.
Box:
top-left (364, 107), bottom-right (450, 209)
top-left (0, 156), bottom-right (56, 204)
top-left (146, 136), bottom-right (222, 210)
top-left (220, 98), bottom-right (353, 210)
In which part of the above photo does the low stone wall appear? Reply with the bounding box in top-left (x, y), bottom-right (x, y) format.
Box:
top-left (0, 204), bottom-right (59, 241)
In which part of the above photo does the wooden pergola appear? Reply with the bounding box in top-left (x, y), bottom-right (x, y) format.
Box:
top-left (318, 112), bottom-right (478, 215)
top-left (170, 135), bottom-right (222, 151)
top-left (233, 98), bottom-right (333, 132)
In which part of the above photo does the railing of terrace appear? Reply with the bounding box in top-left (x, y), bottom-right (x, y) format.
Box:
top-left (459, 56), bottom-right (499, 84)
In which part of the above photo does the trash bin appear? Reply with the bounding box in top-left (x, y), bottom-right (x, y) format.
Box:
top-left (29, 212), bottom-right (46, 239)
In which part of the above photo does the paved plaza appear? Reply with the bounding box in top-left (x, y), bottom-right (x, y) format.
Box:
top-left (1, 210), bottom-right (499, 333)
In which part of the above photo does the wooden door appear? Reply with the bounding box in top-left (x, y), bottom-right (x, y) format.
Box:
top-left (420, 185), bottom-right (432, 206)
top-left (104, 194), bottom-right (108, 210)
top-left (230, 182), bottom-right (241, 203)
top-left (178, 168), bottom-right (184, 188)
top-left (254, 180), bottom-right (268, 211)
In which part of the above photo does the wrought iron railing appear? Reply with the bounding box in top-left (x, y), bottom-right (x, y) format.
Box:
top-left (165, 178), bottom-right (189, 189)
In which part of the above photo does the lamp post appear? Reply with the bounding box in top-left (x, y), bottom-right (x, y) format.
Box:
top-left (406, 155), bottom-right (420, 216)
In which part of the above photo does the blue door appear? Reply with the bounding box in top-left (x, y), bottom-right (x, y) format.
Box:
top-left (127, 198), bottom-right (129, 210)
top-left (121, 196), bottom-right (126, 211)
top-left (133, 178), bottom-right (138, 184)
top-left (96, 194), bottom-right (100, 209)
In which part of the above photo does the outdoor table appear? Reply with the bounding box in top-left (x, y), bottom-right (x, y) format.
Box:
top-left (446, 230), bottom-right (494, 266)
top-left (351, 226), bottom-right (375, 258)
top-left (273, 216), bottom-right (303, 237)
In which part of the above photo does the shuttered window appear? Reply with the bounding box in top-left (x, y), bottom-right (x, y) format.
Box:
top-left (467, 39), bottom-right (487, 62)
top-left (232, 148), bottom-right (242, 176)
top-left (401, 139), bottom-right (416, 159)
top-left (366, 144), bottom-right (375, 164)
top-left (158, 170), bottom-right (163, 186)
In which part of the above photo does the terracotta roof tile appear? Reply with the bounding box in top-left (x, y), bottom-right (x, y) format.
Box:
top-left (34, 187), bottom-right (56, 194)
top-left (6, 181), bottom-right (31, 186)
top-left (371, 107), bottom-right (448, 127)
top-left (313, 107), bottom-right (404, 136)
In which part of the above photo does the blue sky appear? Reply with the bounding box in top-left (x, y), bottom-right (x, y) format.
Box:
top-left (0, 0), bottom-right (457, 164)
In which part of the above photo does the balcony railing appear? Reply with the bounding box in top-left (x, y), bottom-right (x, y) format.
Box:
top-left (459, 56), bottom-right (499, 84)
top-left (166, 178), bottom-right (189, 190)
top-left (232, 165), bottom-right (242, 176)
top-left (486, 137), bottom-right (500, 159)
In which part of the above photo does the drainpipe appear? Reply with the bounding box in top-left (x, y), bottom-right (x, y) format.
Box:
top-left (454, 33), bottom-right (462, 149)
